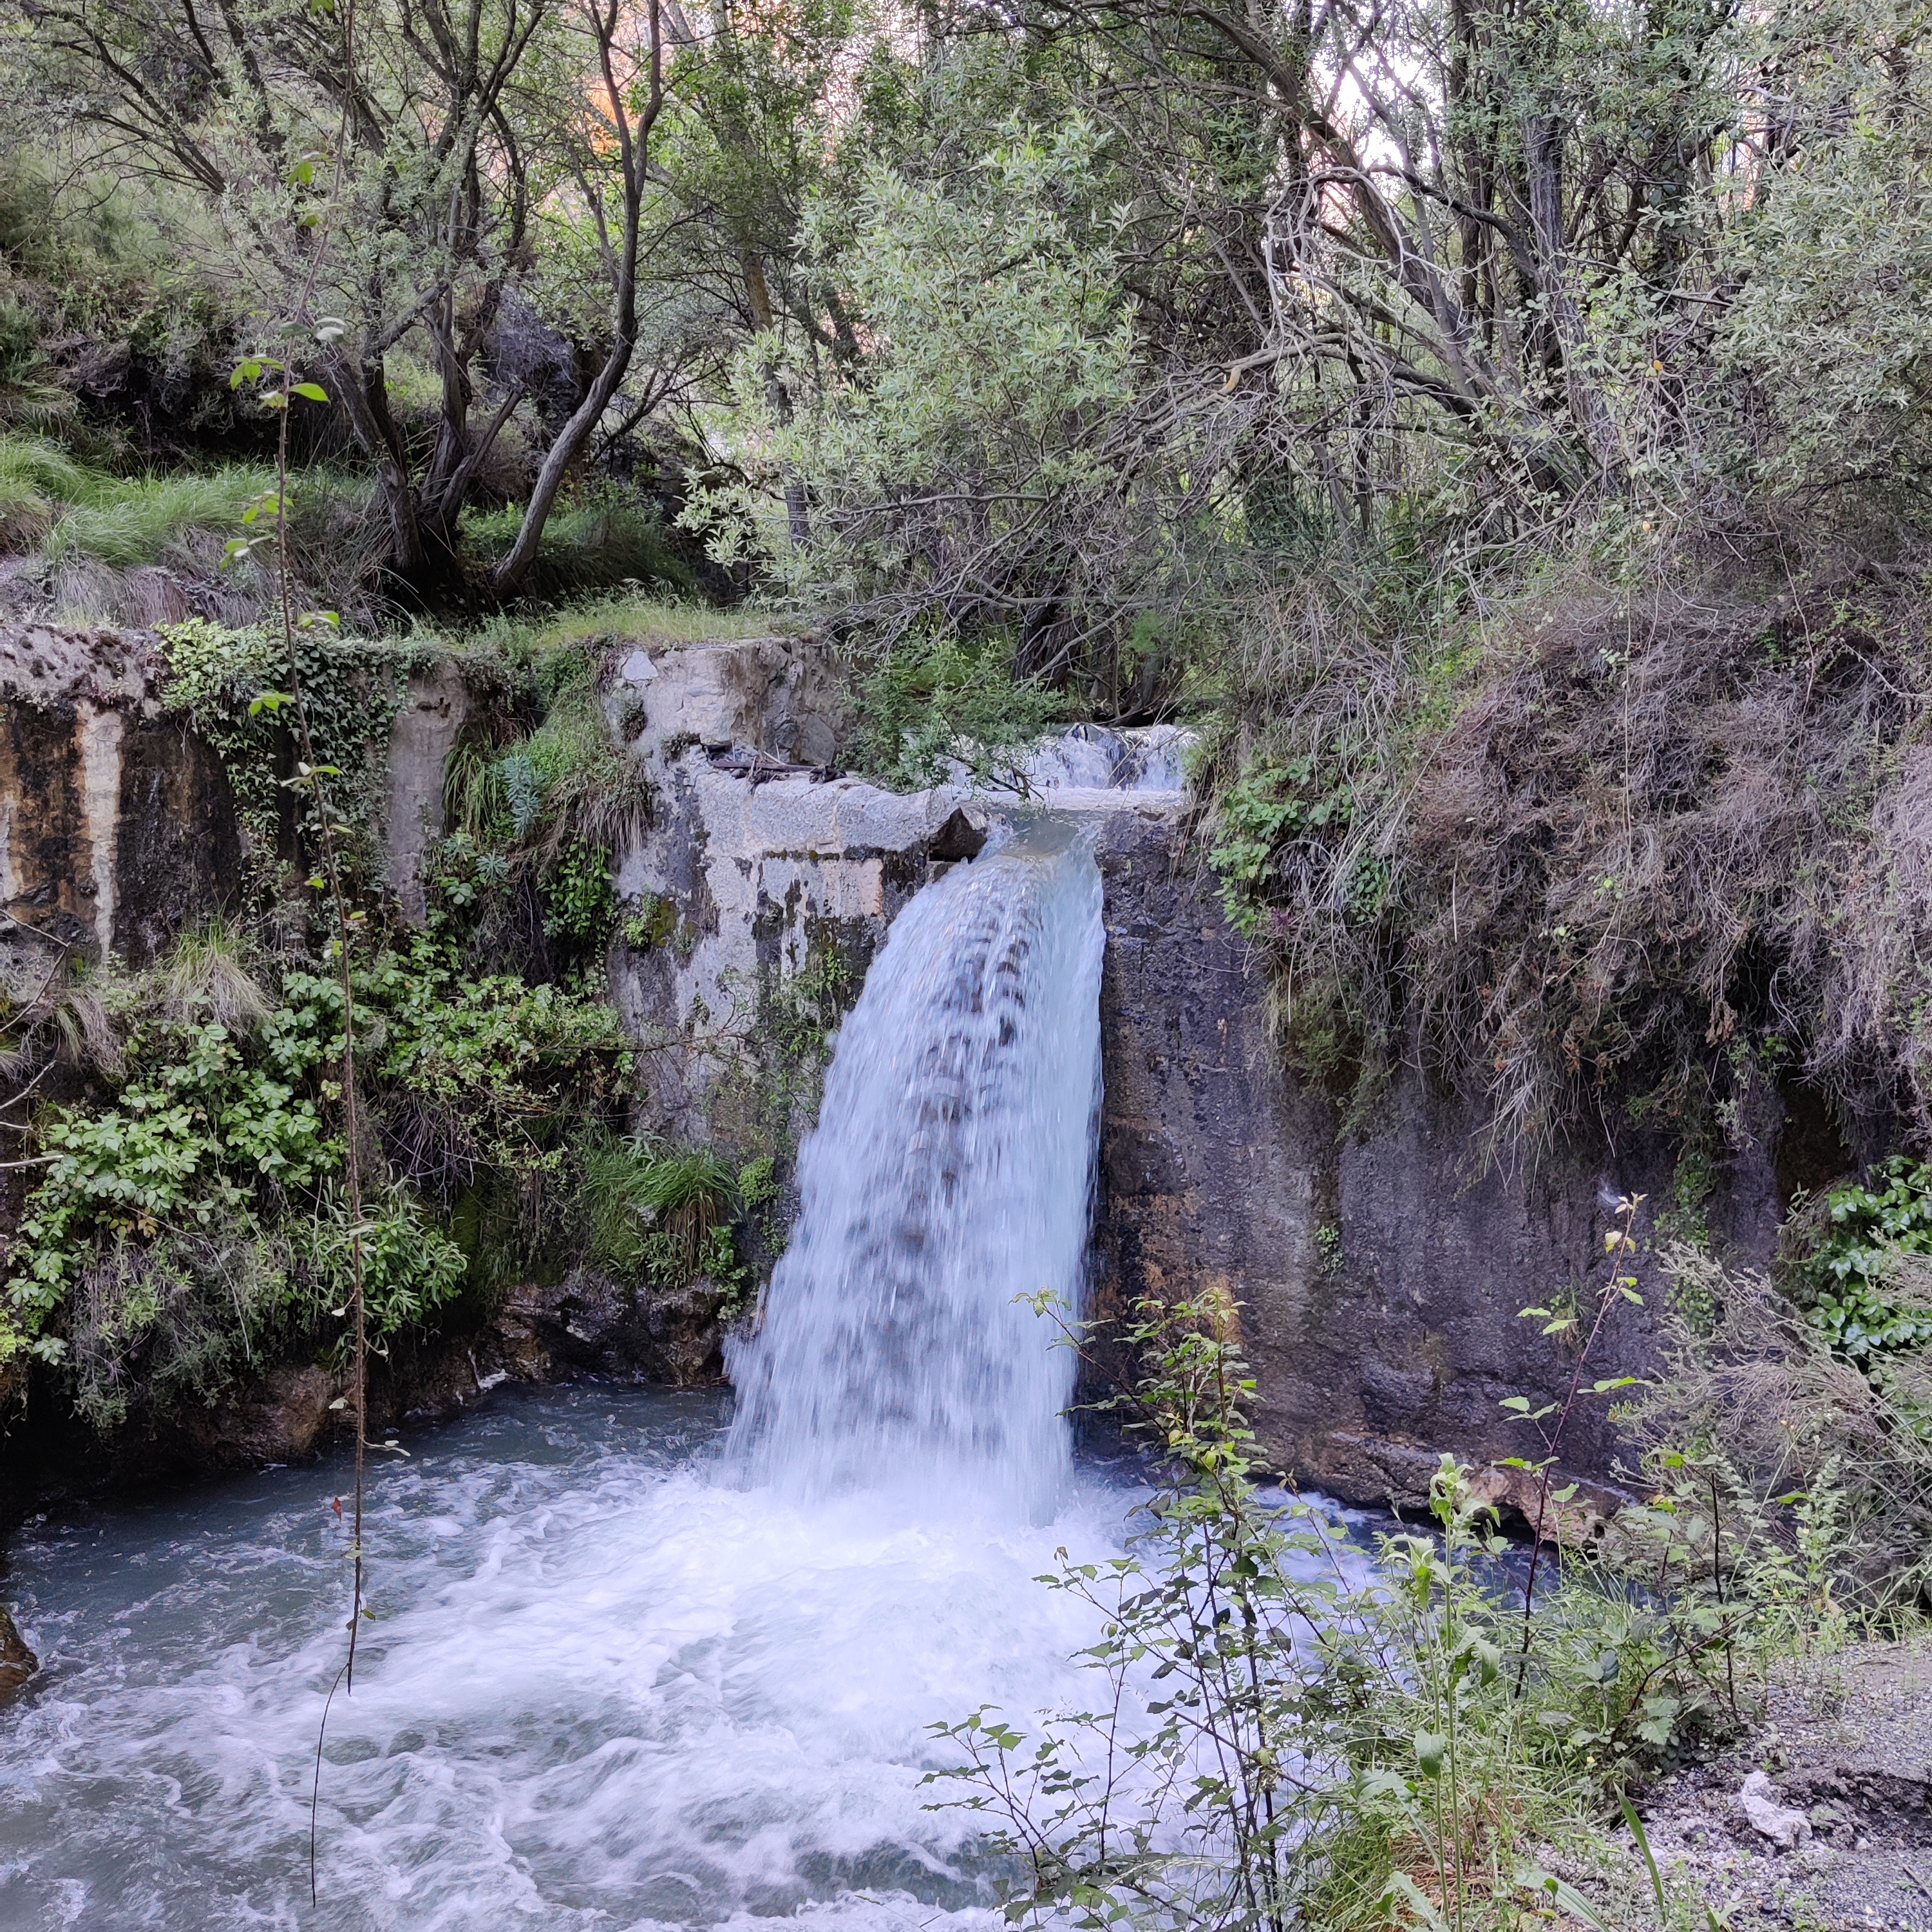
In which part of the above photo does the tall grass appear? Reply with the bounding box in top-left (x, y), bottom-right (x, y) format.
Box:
top-left (478, 591), bottom-right (787, 657)
top-left (0, 431), bottom-right (271, 565)
top-left (578, 1132), bottom-right (739, 1287)
top-left (461, 495), bottom-right (699, 603)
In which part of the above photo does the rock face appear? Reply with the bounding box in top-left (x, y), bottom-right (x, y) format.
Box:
top-left (0, 623), bottom-right (459, 970)
top-left (0, 623), bottom-right (1819, 1511)
top-left (1087, 804), bottom-right (1670, 1507)
top-left (0, 623), bottom-right (241, 971)
top-left (608, 635), bottom-right (945, 1146)
top-left (0, 1603), bottom-right (34, 1698)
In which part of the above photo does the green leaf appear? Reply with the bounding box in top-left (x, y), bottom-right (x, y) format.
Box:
top-left (1620, 1790), bottom-right (1667, 1917)
top-left (292, 382), bottom-right (330, 402)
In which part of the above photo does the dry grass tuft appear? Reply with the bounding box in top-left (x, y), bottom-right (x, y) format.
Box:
top-left (1220, 550), bottom-right (1932, 1160)
top-left (1633, 1244), bottom-right (1932, 1606)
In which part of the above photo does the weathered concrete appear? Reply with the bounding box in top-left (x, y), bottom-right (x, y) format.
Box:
top-left (384, 656), bottom-right (470, 920)
top-left (613, 758), bottom-right (956, 1138)
top-left (0, 623), bottom-right (241, 972)
top-left (609, 636), bottom-right (942, 1144)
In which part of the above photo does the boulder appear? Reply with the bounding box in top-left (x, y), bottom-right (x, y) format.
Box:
top-left (927, 805), bottom-right (989, 862)
top-left (1738, 1769), bottom-right (1812, 1850)
top-left (0, 1602), bottom-right (36, 1698)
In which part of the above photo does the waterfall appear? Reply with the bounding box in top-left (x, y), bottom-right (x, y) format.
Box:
top-left (5, 817), bottom-right (1122, 1927)
top-left (725, 819), bottom-right (1106, 1519)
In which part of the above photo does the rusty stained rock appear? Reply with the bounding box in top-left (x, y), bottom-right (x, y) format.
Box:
top-left (0, 1602), bottom-right (36, 1698)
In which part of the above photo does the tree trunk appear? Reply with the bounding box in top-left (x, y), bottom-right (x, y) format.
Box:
top-left (491, 0), bottom-right (664, 598)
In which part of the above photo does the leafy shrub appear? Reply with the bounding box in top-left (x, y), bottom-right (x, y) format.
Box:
top-left (1635, 1243), bottom-right (1932, 1610)
top-left (2, 925), bottom-right (631, 1421)
top-left (298, 1180), bottom-right (468, 1344)
top-left (542, 839), bottom-right (618, 945)
top-left (367, 932), bottom-right (632, 1189)
top-left (931, 1288), bottom-right (1785, 1932)
top-left (1798, 1157), bottom-right (1932, 1363)
top-left (1208, 748), bottom-right (1358, 937)
top-left (846, 632), bottom-right (1066, 790)
top-left (158, 616), bottom-right (414, 884)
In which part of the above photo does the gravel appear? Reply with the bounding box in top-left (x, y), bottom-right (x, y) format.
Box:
top-left (1632, 1638), bottom-right (1932, 1929)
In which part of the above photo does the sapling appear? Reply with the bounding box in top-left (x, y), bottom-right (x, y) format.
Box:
top-left (220, 0), bottom-right (382, 1891)
top-left (1497, 1192), bottom-right (1646, 1678)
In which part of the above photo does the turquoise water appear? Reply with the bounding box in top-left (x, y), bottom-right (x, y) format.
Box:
top-left (0, 1385), bottom-right (1133, 1931)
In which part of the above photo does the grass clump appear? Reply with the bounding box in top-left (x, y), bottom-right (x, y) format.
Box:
top-left (1206, 558), bottom-right (1932, 1162)
top-left (46, 466), bottom-right (274, 567)
top-left (0, 432), bottom-right (272, 565)
top-left (579, 1131), bottom-right (745, 1305)
top-left (0, 433), bottom-right (89, 549)
top-left (473, 590), bottom-right (791, 661)
top-left (462, 490), bottom-right (699, 604)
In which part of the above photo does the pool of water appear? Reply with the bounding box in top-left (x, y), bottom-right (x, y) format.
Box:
top-left (0, 1384), bottom-right (1137, 1931)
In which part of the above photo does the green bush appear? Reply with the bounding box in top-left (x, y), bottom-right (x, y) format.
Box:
top-left (1799, 1157), bottom-right (1932, 1363)
top-left (3, 925), bottom-right (631, 1421)
top-left (542, 838), bottom-right (619, 946)
top-left (934, 1257), bottom-right (1873, 1931)
top-left (846, 632), bottom-right (1066, 790)
top-left (298, 1180), bottom-right (468, 1342)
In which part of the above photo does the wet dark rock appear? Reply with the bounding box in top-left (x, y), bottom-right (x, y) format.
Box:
top-left (1085, 804), bottom-right (1783, 1510)
top-left (926, 805), bottom-right (989, 862)
top-left (486, 1273), bottom-right (726, 1388)
top-left (0, 1602), bottom-right (35, 1698)
top-left (180, 1364), bottom-right (338, 1464)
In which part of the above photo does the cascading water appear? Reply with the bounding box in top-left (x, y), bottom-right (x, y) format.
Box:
top-left (727, 819), bottom-right (1105, 1519)
top-left (0, 817), bottom-right (1122, 1931)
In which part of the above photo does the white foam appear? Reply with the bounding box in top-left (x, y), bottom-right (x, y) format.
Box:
top-left (0, 1396), bottom-right (1133, 1930)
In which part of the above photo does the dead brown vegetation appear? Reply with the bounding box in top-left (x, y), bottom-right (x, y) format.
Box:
top-left (1221, 551), bottom-right (1932, 1162)
top-left (1632, 1244), bottom-right (1932, 1606)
